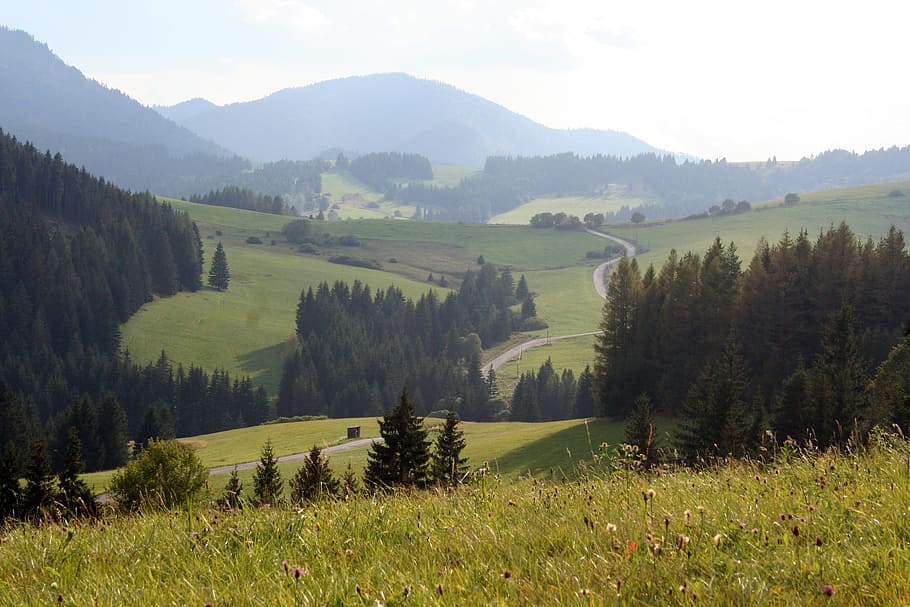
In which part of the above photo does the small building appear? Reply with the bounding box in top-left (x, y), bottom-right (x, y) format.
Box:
top-left (347, 426), bottom-right (361, 439)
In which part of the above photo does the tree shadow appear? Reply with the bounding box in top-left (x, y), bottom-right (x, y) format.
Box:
top-left (237, 342), bottom-right (293, 391)
top-left (489, 419), bottom-right (625, 479)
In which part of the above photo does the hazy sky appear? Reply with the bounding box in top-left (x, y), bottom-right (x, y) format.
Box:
top-left (4, 0), bottom-right (908, 160)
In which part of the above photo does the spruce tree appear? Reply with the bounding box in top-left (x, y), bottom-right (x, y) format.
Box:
top-left (573, 365), bottom-right (595, 418)
top-left (341, 463), bottom-right (360, 498)
top-left (515, 274), bottom-right (529, 301)
top-left (675, 333), bottom-right (753, 461)
top-left (0, 442), bottom-right (20, 520)
top-left (624, 394), bottom-right (660, 468)
top-left (208, 241), bottom-right (230, 291)
top-left (57, 427), bottom-right (95, 518)
top-left (221, 466), bottom-right (243, 509)
top-left (364, 387), bottom-right (430, 489)
top-left (810, 306), bottom-right (868, 447)
top-left (21, 440), bottom-right (56, 518)
top-left (430, 411), bottom-right (468, 486)
top-left (290, 445), bottom-right (340, 503)
top-left (253, 439), bottom-right (283, 504)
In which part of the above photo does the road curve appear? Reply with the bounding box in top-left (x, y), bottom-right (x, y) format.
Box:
top-left (208, 437), bottom-right (382, 476)
top-left (586, 229), bottom-right (637, 299)
top-left (486, 229), bottom-right (637, 375)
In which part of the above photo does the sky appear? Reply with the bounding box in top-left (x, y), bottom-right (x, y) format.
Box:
top-left (3, 0), bottom-right (908, 161)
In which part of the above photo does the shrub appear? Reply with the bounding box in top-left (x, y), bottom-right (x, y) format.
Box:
top-left (246, 236), bottom-right (263, 244)
top-left (298, 243), bottom-right (320, 255)
top-left (888, 190), bottom-right (904, 198)
top-left (784, 193), bottom-right (800, 206)
top-left (328, 255), bottom-right (382, 270)
top-left (108, 439), bottom-right (207, 511)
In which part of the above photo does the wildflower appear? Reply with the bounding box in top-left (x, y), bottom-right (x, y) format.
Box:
top-left (677, 534), bottom-right (690, 549)
top-left (792, 525), bottom-right (800, 537)
top-left (697, 505), bottom-right (705, 514)
top-left (293, 567), bottom-right (304, 580)
top-left (282, 559), bottom-right (289, 573)
top-left (816, 536), bottom-right (823, 547)
top-left (503, 570), bottom-right (512, 579)
top-left (437, 584), bottom-right (444, 596)
top-left (751, 528), bottom-right (758, 534)
top-left (606, 523), bottom-right (617, 533)
top-left (647, 489), bottom-right (656, 500)
top-left (809, 504), bottom-right (816, 512)
top-left (713, 533), bottom-right (723, 546)
top-left (823, 584), bottom-right (835, 596)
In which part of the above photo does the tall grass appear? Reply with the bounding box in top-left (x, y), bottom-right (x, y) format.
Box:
top-left (6, 434), bottom-right (910, 605)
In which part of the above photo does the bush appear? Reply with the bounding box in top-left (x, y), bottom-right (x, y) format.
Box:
top-left (387, 257), bottom-right (398, 263)
top-left (337, 235), bottom-right (361, 247)
top-left (298, 243), bottom-right (320, 255)
top-left (328, 255), bottom-right (382, 270)
top-left (888, 190), bottom-right (904, 198)
top-left (520, 317), bottom-right (549, 331)
top-left (246, 236), bottom-right (263, 244)
top-left (108, 439), bottom-right (207, 511)
top-left (784, 193), bottom-right (800, 206)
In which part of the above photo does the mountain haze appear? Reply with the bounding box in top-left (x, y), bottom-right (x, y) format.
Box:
top-left (161, 73), bottom-right (661, 166)
top-left (0, 27), bottom-right (242, 192)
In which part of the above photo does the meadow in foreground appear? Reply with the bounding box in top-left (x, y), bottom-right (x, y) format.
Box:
top-left (3, 434), bottom-right (909, 606)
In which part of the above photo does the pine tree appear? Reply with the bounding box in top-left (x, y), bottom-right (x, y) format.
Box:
top-left (290, 445), bottom-right (340, 503)
top-left (573, 365), bottom-right (595, 417)
top-left (253, 439), bottom-right (283, 504)
top-left (341, 462), bottom-right (360, 498)
top-left (0, 442), bottom-right (20, 520)
top-left (208, 241), bottom-right (230, 291)
top-left (675, 333), bottom-right (754, 461)
top-left (21, 440), bottom-right (56, 518)
top-left (57, 427), bottom-right (95, 518)
top-left (810, 306), bottom-right (868, 447)
top-left (430, 411), bottom-right (468, 486)
top-left (515, 274), bottom-right (529, 301)
top-left (364, 387), bottom-right (430, 489)
top-left (771, 364), bottom-right (813, 443)
top-left (221, 466), bottom-right (244, 509)
top-left (97, 393), bottom-right (128, 470)
top-left (624, 394), bottom-right (660, 468)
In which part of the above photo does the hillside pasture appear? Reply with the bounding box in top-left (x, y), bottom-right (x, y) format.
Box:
top-left (490, 194), bottom-right (648, 225)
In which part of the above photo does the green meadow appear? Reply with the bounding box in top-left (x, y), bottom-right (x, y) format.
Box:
top-left (490, 194), bottom-right (647, 225)
top-left (15, 433), bottom-right (910, 605)
top-left (607, 180), bottom-right (910, 271)
top-left (81, 417), bottom-right (627, 495)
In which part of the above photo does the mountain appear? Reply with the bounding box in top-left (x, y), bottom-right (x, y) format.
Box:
top-left (160, 73), bottom-right (661, 166)
top-left (155, 98), bottom-right (219, 124)
top-left (0, 27), bottom-right (244, 194)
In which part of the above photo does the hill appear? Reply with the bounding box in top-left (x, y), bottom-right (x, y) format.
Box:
top-left (0, 27), bottom-right (245, 194)
top-left (160, 73), bottom-right (661, 166)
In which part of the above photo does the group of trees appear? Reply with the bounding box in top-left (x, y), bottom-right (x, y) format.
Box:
top-left (510, 360), bottom-right (595, 421)
top-left (278, 264), bottom-right (535, 421)
top-left (188, 185), bottom-right (290, 215)
top-left (529, 212), bottom-right (584, 230)
top-left (594, 223), bottom-right (910, 459)
top-left (221, 388), bottom-right (468, 509)
top-left (346, 152), bottom-right (433, 194)
top-left (0, 131), bottom-right (239, 475)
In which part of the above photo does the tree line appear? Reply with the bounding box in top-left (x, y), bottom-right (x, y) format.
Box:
top-left (593, 223), bottom-right (910, 458)
top-left (278, 264), bottom-right (539, 420)
top-left (345, 152), bottom-right (433, 194)
top-left (393, 147), bottom-right (910, 223)
top-left (188, 185), bottom-right (291, 215)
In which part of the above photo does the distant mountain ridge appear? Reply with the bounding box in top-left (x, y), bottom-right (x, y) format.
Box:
top-left (0, 27), bottom-right (242, 193)
top-left (159, 73), bottom-right (662, 166)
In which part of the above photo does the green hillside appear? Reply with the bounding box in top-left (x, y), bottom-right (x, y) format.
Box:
top-left (128, 199), bottom-right (609, 394)
top-left (490, 193), bottom-right (647, 225)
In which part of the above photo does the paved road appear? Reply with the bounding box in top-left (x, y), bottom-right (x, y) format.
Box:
top-left (486, 229), bottom-right (637, 375)
top-left (208, 437), bottom-right (382, 476)
top-left (587, 228), bottom-right (637, 299)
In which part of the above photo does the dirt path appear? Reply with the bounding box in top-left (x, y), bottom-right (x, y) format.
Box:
top-left (486, 229), bottom-right (636, 374)
top-left (208, 437), bottom-right (382, 476)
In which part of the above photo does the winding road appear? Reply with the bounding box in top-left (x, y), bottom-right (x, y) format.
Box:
top-left (486, 228), bottom-right (636, 375)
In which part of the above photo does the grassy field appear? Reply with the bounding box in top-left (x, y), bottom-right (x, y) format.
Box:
top-left (490, 194), bottom-right (648, 225)
top-left (130, 199), bottom-right (608, 393)
top-left (11, 434), bottom-right (910, 605)
top-left (426, 163), bottom-right (480, 187)
top-left (607, 180), bottom-right (910, 271)
top-left (81, 417), bottom-right (628, 495)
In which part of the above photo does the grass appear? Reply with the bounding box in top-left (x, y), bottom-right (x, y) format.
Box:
top-left (426, 164), bottom-right (480, 187)
top-left (495, 334), bottom-right (598, 391)
top-left (10, 434), bottom-right (910, 605)
top-left (491, 194), bottom-right (647, 225)
top-left (606, 180), bottom-right (910, 272)
top-left (81, 417), bottom-right (626, 494)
